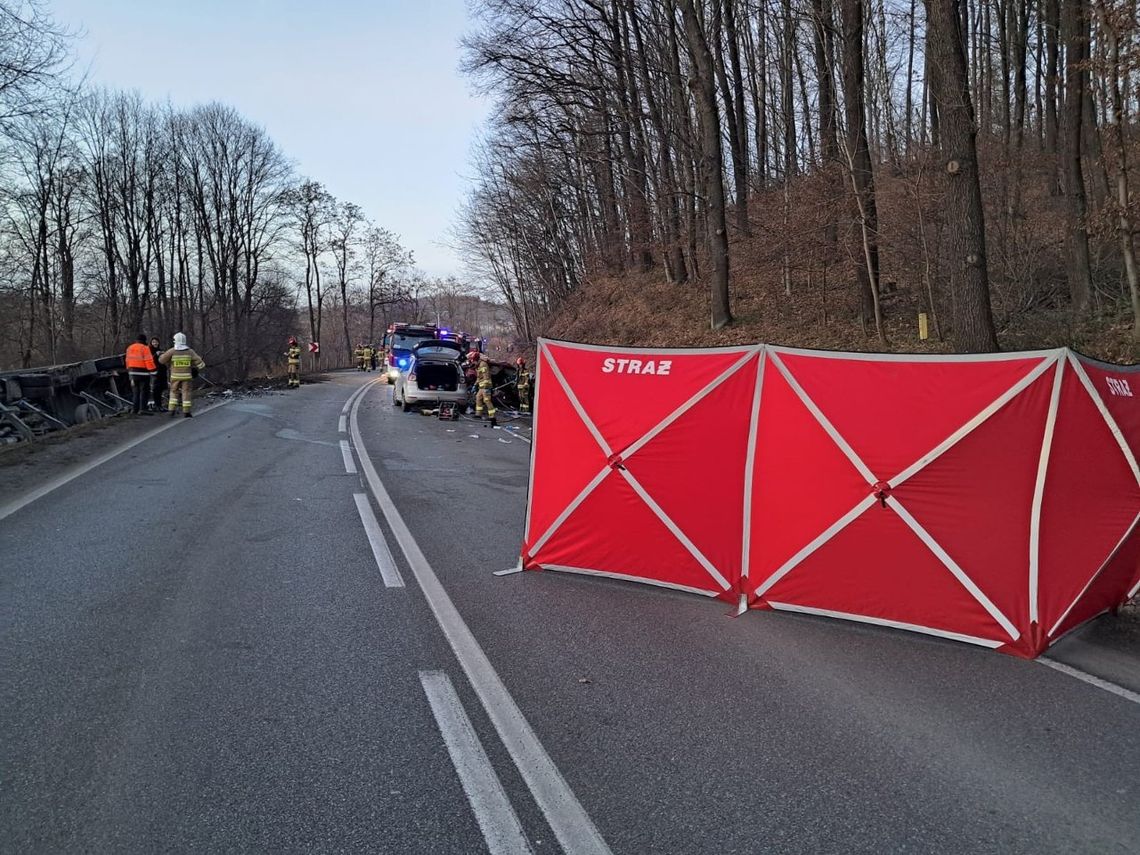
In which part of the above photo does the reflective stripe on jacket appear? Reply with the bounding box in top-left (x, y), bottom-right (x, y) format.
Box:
top-left (125, 342), bottom-right (157, 373)
top-left (287, 345), bottom-right (301, 365)
top-left (476, 360), bottom-right (493, 389)
top-left (159, 347), bottom-right (205, 381)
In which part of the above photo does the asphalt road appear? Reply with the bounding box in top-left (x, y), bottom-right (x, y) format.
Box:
top-left (2, 370), bottom-right (1138, 854)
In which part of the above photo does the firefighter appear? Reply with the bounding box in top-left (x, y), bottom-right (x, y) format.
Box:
top-left (515, 357), bottom-right (532, 413)
top-left (159, 332), bottom-right (206, 418)
top-left (125, 333), bottom-right (157, 415)
top-left (148, 336), bottom-right (165, 410)
top-left (354, 343), bottom-right (364, 371)
top-left (286, 337), bottom-right (302, 387)
top-left (362, 343), bottom-right (374, 372)
top-left (471, 350), bottom-right (497, 427)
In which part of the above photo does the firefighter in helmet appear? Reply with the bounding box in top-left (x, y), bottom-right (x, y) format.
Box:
top-left (362, 342), bottom-right (374, 372)
top-left (515, 357), bottom-right (532, 413)
top-left (471, 350), bottom-right (496, 426)
top-left (286, 336), bottom-right (302, 388)
top-left (354, 343), bottom-right (364, 371)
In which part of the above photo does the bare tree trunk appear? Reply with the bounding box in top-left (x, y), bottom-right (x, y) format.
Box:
top-left (839, 0), bottom-right (883, 333)
top-left (1094, 0), bottom-right (1140, 341)
top-left (1062, 0), bottom-right (1092, 314)
top-left (678, 0), bottom-right (733, 329)
top-left (925, 0), bottom-right (1000, 351)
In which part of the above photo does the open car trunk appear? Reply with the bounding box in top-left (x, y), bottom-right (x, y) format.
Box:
top-left (414, 362), bottom-right (460, 391)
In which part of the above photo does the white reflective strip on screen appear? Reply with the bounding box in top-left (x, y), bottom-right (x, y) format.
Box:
top-left (1029, 357), bottom-right (1066, 623)
top-left (1067, 351), bottom-right (1140, 487)
top-left (522, 341), bottom-right (546, 542)
top-left (740, 351), bottom-right (767, 588)
top-left (543, 347), bottom-right (613, 458)
top-left (766, 601), bottom-right (1005, 648)
top-left (753, 495), bottom-right (878, 598)
top-left (889, 497), bottom-right (1020, 641)
top-left (1047, 509), bottom-right (1140, 638)
top-left (538, 338), bottom-right (757, 357)
top-left (889, 353), bottom-right (1059, 488)
top-left (767, 350), bottom-right (877, 484)
top-left (766, 345), bottom-right (1060, 363)
top-left (1130, 576), bottom-right (1140, 599)
top-left (619, 468), bottom-right (731, 591)
top-left (526, 466), bottom-right (611, 557)
top-left (541, 565), bottom-right (720, 597)
top-left (621, 347), bottom-right (761, 462)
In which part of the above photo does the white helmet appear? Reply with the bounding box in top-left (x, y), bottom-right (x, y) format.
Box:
top-left (173, 332), bottom-right (188, 350)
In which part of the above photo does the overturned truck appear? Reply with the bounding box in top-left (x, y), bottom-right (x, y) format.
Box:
top-left (0, 355), bottom-right (131, 444)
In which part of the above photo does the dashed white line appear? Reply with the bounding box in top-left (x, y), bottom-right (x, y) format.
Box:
top-left (1039, 658), bottom-right (1140, 706)
top-left (338, 414), bottom-right (347, 433)
top-left (349, 381), bottom-right (611, 855)
top-left (353, 493), bottom-right (404, 588)
top-left (420, 671), bottom-right (534, 855)
top-left (340, 439), bottom-right (357, 474)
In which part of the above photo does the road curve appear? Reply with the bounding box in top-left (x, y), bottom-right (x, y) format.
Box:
top-left (1, 371), bottom-right (1137, 854)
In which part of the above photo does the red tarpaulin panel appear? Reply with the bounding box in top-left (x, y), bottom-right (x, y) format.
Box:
top-left (522, 340), bottom-right (1140, 657)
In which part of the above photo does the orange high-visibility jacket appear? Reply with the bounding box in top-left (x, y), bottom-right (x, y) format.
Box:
top-left (125, 342), bottom-right (157, 373)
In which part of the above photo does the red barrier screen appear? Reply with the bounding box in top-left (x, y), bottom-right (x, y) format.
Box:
top-left (522, 341), bottom-right (1140, 658)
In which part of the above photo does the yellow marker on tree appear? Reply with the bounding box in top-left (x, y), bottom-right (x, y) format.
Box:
top-left (918, 312), bottom-right (930, 341)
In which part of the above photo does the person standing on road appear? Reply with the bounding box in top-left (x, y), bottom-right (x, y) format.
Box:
top-left (362, 343), bottom-right (374, 372)
top-left (124, 334), bottom-right (157, 415)
top-left (159, 332), bottom-right (206, 418)
top-left (471, 350), bottom-right (497, 427)
top-left (369, 344), bottom-right (378, 372)
top-left (286, 337), bottom-right (302, 388)
top-left (515, 357), bottom-right (532, 413)
top-left (148, 336), bottom-right (166, 410)
top-left (354, 343), bottom-right (364, 371)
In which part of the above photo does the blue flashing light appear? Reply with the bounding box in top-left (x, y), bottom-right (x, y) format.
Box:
top-left (398, 358), bottom-right (409, 368)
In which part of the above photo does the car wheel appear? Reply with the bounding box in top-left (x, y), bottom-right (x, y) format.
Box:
top-left (392, 388), bottom-right (399, 406)
top-left (402, 397), bottom-right (413, 413)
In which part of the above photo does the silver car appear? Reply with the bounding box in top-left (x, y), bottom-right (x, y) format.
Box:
top-left (393, 340), bottom-right (468, 412)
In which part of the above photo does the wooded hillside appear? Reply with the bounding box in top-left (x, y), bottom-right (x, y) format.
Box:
top-left (459, 0), bottom-right (1140, 360)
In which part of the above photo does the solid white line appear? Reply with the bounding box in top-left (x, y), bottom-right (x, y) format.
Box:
top-left (0, 400), bottom-right (230, 523)
top-left (353, 493), bottom-right (405, 588)
top-left (767, 601), bottom-right (1005, 648)
top-left (503, 426), bottom-right (532, 444)
top-left (419, 671), bottom-right (534, 855)
top-left (350, 385), bottom-right (612, 855)
top-left (340, 439), bottom-right (357, 474)
top-left (1029, 358), bottom-right (1066, 623)
top-left (1038, 658), bottom-right (1140, 706)
top-left (341, 380), bottom-right (371, 416)
top-left (338, 414), bottom-right (347, 433)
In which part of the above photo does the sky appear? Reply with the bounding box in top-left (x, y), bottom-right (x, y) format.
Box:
top-left (51, 0), bottom-right (492, 279)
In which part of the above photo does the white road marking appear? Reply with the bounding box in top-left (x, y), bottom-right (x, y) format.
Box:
top-left (419, 671), bottom-right (534, 855)
top-left (341, 381), bottom-right (370, 416)
top-left (0, 401), bottom-right (230, 523)
top-left (338, 414), bottom-right (347, 433)
top-left (353, 493), bottom-right (404, 588)
top-left (340, 439), bottom-right (357, 474)
top-left (349, 381), bottom-right (611, 855)
top-left (1039, 658), bottom-right (1140, 706)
